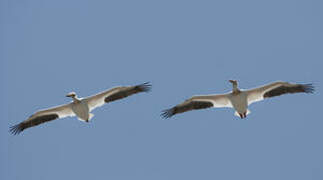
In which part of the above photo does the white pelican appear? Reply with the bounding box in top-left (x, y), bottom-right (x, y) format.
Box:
top-left (161, 80), bottom-right (314, 119)
top-left (10, 82), bottom-right (151, 135)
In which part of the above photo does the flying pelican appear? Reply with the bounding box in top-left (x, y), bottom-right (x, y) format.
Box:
top-left (10, 82), bottom-right (152, 135)
top-left (161, 80), bottom-right (314, 119)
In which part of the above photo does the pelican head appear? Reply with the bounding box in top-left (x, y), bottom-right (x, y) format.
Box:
top-left (229, 80), bottom-right (237, 85)
top-left (229, 80), bottom-right (239, 92)
top-left (66, 92), bottom-right (76, 98)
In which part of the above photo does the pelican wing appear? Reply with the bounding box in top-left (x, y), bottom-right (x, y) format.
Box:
top-left (161, 94), bottom-right (231, 118)
top-left (85, 82), bottom-right (151, 111)
top-left (10, 104), bottom-right (75, 135)
top-left (246, 81), bottom-right (314, 105)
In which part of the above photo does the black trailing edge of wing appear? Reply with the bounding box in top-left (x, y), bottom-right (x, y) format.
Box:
top-left (161, 101), bottom-right (213, 119)
top-left (264, 83), bottom-right (315, 98)
top-left (104, 82), bottom-right (152, 103)
top-left (10, 114), bottom-right (59, 135)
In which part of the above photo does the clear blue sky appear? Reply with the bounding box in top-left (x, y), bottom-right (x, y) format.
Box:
top-left (1, 0), bottom-right (322, 179)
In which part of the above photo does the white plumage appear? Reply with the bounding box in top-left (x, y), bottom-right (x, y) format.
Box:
top-left (161, 80), bottom-right (314, 119)
top-left (10, 82), bottom-right (151, 135)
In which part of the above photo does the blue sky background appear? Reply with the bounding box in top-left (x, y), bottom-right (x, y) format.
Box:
top-left (1, 0), bottom-right (323, 179)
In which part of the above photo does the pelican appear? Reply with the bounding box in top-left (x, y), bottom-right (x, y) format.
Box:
top-left (161, 80), bottom-right (314, 119)
top-left (10, 82), bottom-right (151, 135)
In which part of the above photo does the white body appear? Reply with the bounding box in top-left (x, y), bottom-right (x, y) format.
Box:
top-left (228, 91), bottom-right (248, 115)
top-left (70, 99), bottom-right (92, 121)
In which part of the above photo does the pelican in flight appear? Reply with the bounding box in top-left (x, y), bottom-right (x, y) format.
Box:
top-left (10, 82), bottom-right (151, 135)
top-left (161, 80), bottom-right (314, 119)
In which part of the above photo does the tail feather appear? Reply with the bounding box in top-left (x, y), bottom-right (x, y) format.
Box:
top-left (234, 109), bottom-right (251, 117)
top-left (77, 113), bottom-right (94, 122)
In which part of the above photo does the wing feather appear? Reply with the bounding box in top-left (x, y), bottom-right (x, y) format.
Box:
top-left (10, 104), bottom-right (74, 135)
top-left (246, 81), bottom-right (314, 105)
top-left (86, 82), bottom-right (151, 111)
top-left (161, 94), bottom-right (231, 118)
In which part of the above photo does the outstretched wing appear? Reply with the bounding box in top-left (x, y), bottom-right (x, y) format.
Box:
top-left (10, 104), bottom-right (75, 135)
top-left (85, 82), bottom-right (152, 111)
top-left (246, 81), bottom-right (314, 105)
top-left (161, 94), bottom-right (231, 118)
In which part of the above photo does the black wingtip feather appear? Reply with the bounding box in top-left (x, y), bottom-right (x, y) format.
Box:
top-left (9, 124), bottom-right (24, 135)
top-left (136, 82), bottom-right (152, 92)
top-left (303, 83), bottom-right (315, 94)
top-left (161, 108), bottom-right (175, 119)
